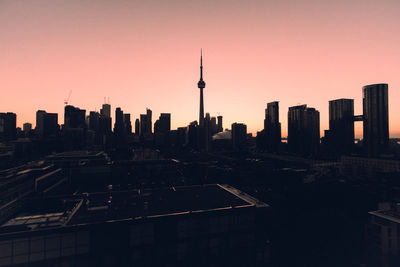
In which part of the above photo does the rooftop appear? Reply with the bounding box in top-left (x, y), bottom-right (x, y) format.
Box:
top-left (0, 184), bottom-right (268, 235)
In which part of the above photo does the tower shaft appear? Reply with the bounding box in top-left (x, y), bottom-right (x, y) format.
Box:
top-left (199, 88), bottom-right (204, 126)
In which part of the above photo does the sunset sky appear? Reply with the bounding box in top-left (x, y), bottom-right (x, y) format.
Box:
top-left (1, 0), bottom-right (400, 137)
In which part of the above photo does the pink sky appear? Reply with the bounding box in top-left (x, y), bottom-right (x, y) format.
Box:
top-left (1, 0), bottom-right (400, 137)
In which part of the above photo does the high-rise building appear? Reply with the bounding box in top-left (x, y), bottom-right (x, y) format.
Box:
top-left (210, 116), bottom-right (217, 134)
top-left (146, 108), bottom-right (152, 134)
top-left (135, 119), bottom-right (140, 135)
top-left (232, 123), bottom-right (247, 151)
top-left (100, 103), bottom-right (111, 118)
top-left (288, 105), bottom-right (320, 155)
top-left (124, 114), bottom-right (132, 134)
top-left (363, 83), bottom-right (389, 156)
top-left (114, 107), bottom-right (124, 135)
top-left (36, 110), bottom-right (59, 138)
top-left (139, 109), bottom-right (153, 136)
top-left (158, 113), bottom-right (171, 133)
top-left (0, 112), bottom-right (16, 140)
top-left (140, 114), bottom-right (148, 136)
top-left (264, 101), bottom-right (281, 152)
top-left (197, 50), bottom-right (206, 127)
top-left (64, 105), bottom-right (86, 129)
top-left (325, 99), bottom-right (354, 154)
top-left (88, 111), bottom-right (100, 132)
top-left (217, 116), bottom-right (223, 132)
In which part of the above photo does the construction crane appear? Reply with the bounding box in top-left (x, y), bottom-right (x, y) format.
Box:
top-left (64, 90), bottom-right (72, 105)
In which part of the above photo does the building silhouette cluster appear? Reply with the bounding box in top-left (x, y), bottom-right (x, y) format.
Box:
top-left (0, 51), bottom-right (399, 267)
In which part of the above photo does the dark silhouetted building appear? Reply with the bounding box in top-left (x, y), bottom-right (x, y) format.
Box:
top-left (146, 108), bottom-right (152, 134)
top-left (324, 99), bottom-right (354, 155)
top-left (135, 119), bottom-right (140, 135)
top-left (124, 114), bottom-right (132, 134)
top-left (36, 110), bottom-right (59, 138)
top-left (63, 105), bottom-right (86, 150)
top-left (23, 123), bottom-right (32, 136)
top-left (363, 83), bottom-right (389, 156)
top-left (88, 111), bottom-right (100, 132)
top-left (100, 103), bottom-right (111, 118)
top-left (264, 101), bottom-right (281, 152)
top-left (210, 116), bottom-right (217, 134)
top-left (140, 109), bottom-right (152, 136)
top-left (158, 113), bottom-right (171, 134)
top-left (0, 184), bottom-right (270, 267)
top-left (114, 107), bottom-right (124, 135)
top-left (232, 123), bottom-right (247, 151)
top-left (367, 204), bottom-right (400, 267)
top-left (288, 105), bottom-right (320, 156)
top-left (217, 115), bottom-right (223, 132)
top-left (0, 112), bottom-right (16, 140)
top-left (64, 105), bottom-right (86, 129)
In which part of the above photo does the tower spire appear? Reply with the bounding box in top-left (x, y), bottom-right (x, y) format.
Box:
top-left (200, 48), bottom-right (203, 80)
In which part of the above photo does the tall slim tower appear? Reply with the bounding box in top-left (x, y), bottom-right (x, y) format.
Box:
top-left (197, 49), bottom-right (206, 127)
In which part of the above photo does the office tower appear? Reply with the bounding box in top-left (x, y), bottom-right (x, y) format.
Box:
top-left (114, 107), bottom-right (124, 135)
top-left (88, 111), bottom-right (100, 132)
top-left (23, 123), bottom-right (32, 134)
top-left (98, 116), bottom-right (111, 135)
top-left (363, 83), bottom-right (389, 156)
top-left (288, 105), bottom-right (320, 155)
top-left (64, 105), bottom-right (86, 129)
top-left (326, 99), bottom-right (354, 154)
top-left (204, 113), bottom-right (212, 151)
top-left (146, 108), bottom-right (152, 134)
top-left (217, 116), bottom-right (223, 132)
top-left (232, 123), bottom-right (247, 151)
top-left (210, 116), bottom-right (217, 134)
top-left (135, 119), bottom-right (140, 135)
top-left (0, 112), bottom-right (17, 140)
top-left (188, 121), bottom-right (198, 149)
top-left (264, 101), bottom-right (281, 152)
top-left (157, 113), bottom-right (171, 134)
top-left (140, 114), bottom-right (147, 136)
top-left (154, 120), bottom-right (160, 133)
top-left (139, 109), bottom-right (153, 136)
top-left (197, 50), bottom-right (206, 127)
top-left (123, 114), bottom-right (132, 134)
top-left (36, 110), bottom-right (59, 138)
top-left (100, 103), bottom-right (111, 118)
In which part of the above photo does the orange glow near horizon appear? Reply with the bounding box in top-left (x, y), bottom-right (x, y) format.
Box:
top-left (1, 0), bottom-right (400, 138)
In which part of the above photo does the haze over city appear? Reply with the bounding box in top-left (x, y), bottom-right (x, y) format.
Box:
top-left (1, 0), bottom-right (400, 137)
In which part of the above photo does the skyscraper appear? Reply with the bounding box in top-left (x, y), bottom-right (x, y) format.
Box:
top-left (232, 123), bottom-right (247, 151)
top-left (288, 105), bottom-right (320, 156)
top-left (64, 105), bottom-right (86, 129)
top-left (363, 83), bottom-right (389, 156)
top-left (146, 108), bottom-right (152, 134)
top-left (114, 107), bottom-right (124, 135)
top-left (100, 103), bottom-right (111, 118)
top-left (135, 119), bottom-right (140, 135)
top-left (325, 99), bottom-right (354, 154)
top-left (123, 114), bottom-right (132, 134)
top-left (197, 50), bottom-right (206, 127)
top-left (264, 101), bottom-right (281, 152)
top-left (158, 113), bottom-right (171, 133)
top-left (0, 112), bottom-right (16, 140)
top-left (217, 116), bottom-right (223, 132)
top-left (36, 110), bottom-right (58, 138)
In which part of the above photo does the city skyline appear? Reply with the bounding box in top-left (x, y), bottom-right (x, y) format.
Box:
top-left (1, 0), bottom-right (400, 137)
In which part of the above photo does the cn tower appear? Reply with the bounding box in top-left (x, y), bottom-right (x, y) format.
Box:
top-left (197, 49), bottom-right (206, 127)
